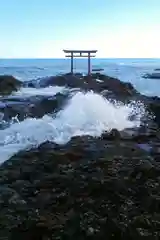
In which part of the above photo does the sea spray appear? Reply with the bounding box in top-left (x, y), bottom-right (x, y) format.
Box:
top-left (11, 85), bottom-right (67, 98)
top-left (0, 91), bottom-right (145, 163)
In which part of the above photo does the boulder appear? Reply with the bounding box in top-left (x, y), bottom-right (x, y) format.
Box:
top-left (27, 93), bottom-right (67, 118)
top-left (0, 93), bottom-right (67, 123)
top-left (0, 75), bottom-right (22, 95)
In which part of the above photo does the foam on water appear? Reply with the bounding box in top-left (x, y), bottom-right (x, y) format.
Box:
top-left (11, 86), bottom-right (66, 97)
top-left (0, 91), bottom-right (145, 164)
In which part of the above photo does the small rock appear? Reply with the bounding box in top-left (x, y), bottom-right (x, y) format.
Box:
top-left (9, 193), bottom-right (26, 205)
top-left (102, 129), bottom-right (121, 140)
top-left (87, 227), bottom-right (95, 236)
top-left (130, 160), bottom-right (154, 180)
top-left (139, 160), bottom-right (154, 173)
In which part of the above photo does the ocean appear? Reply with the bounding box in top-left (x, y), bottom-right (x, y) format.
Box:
top-left (0, 58), bottom-right (160, 96)
top-left (0, 58), bottom-right (159, 164)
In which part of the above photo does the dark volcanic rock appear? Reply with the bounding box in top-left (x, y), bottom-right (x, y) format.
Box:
top-left (91, 73), bottom-right (138, 96)
top-left (38, 74), bottom-right (86, 89)
top-left (147, 96), bottom-right (160, 127)
top-left (32, 73), bottom-right (139, 101)
top-left (26, 93), bottom-right (68, 118)
top-left (0, 132), bottom-right (160, 239)
top-left (0, 72), bottom-right (160, 131)
top-left (1, 73), bottom-right (160, 239)
top-left (143, 72), bottom-right (160, 79)
top-left (92, 68), bottom-right (104, 72)
top-left (0, 75), bottom-right (22, 95)
top-left (0, 93), bottom-right (68, 123)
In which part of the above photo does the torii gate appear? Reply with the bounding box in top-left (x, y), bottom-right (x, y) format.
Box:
top-left (63, 49), bottom-right (97, 75)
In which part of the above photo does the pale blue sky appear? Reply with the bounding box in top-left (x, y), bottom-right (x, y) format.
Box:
top-left (0, 0), bottom-right (159, 58)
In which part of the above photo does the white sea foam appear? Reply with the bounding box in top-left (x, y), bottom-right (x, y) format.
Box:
top-left (11, 86), bottom-right (66, 97)
top-left (96, 79), bottom-right (103, 83)
top-left (0, 91), bottom-right (145, 164)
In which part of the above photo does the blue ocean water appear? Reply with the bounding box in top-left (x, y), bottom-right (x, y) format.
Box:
top-left (0, 58), bottom-right (160, 96)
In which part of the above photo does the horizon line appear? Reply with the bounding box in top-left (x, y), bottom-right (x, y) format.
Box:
top-left (0, 57), bottom-right (160, 60)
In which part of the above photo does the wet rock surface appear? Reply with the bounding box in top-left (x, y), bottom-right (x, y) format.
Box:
top-left (0, 92), bottom-right (69, 126)
top-left (0, 72), bottom-right (153, 124)
top-left (147, 96), bottom-right (160, 127)
top-left (0, 132), bottom-right (160, 239)
top-left (0, 72), bottom-right (160, 239)
top-left (0, 73), bottom-right (137, 124)
top-left (37, 73), bottom-right (139, 98)
top-left (143, 72), bottom-right (160, 79)
top-left (0, 75), bottom-right (22, 95)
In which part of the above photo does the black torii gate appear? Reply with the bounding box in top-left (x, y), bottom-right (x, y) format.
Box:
top-left (63, 49), bottom-right (97, 75)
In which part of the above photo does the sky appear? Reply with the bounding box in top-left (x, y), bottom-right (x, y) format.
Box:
top-left (0, 0), bottom-right (160, 58)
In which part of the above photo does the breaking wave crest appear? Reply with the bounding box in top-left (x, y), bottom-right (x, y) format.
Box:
top-left (0, 91), bottom-right (145, 163)
top-left (11, 86), bottom-right (67, 97)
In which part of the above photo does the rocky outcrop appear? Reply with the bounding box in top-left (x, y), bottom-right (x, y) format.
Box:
top-left (0, 75), bottom-right (22, 95)
top-left (0, 73), bottom-right (141, 125)
top-left (0, 73), bottom-right (159, 127)
top-left (92, 68), bottom-right (104, 72)
top-left (0, 93), bottom-right (68, 124)
top-left (0, 130), bottom-right (160, 239)
top-left (143, 72), bottom-right (160, 79)
top-left (32, 73), bottom-right (139, 99)
top-left (91, 73), bottom-right (138, 96)
top-left (0, 72), bottom-right (160, 238)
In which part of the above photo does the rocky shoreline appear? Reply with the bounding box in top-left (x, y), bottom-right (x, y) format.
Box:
top-left (0, 73), bottom-right (160, 239)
